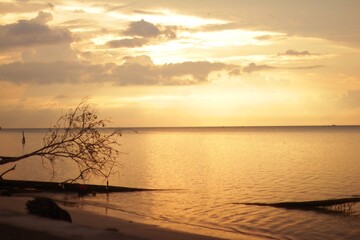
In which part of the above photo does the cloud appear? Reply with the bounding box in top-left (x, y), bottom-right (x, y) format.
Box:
top-left (243, 63), bottom-right (274, 73)
top-left (122, 55), bottom-right (154, 65)
top-left (0, 56), bottom-right (321, 84)
top-left (0, 2), bottom-right (52, 14)
top-left (243, 62), bottom-right (322, 73)
top-left (32, 11), bottom-right (53, 24)
top-left (110, 57), bottom-right (229, 85)
top-left (161, 26), bottom-right (177, 39)
top-left (160, 61), bottom-right (227, 82)
top-left (107, 20), bottom-right (177, 48)
top-left (197, 23), bottom-right (237, 32)
top-left (21, 44), bottom-right (78, 62)
top-left (255, 34), bottom-right (288, 41)
top-left (0, 61), bottom-right (108, 84)
top-left (71, 1), bottom-right (360, 49)
top-left (133, 10), bottom-right (165, 15)
top-left (0, 11), bottom-right (72, 50)
top-left (124, 19), bottom-right (161, 38)
top-left (255, 35), bottom-right (273, 41)
top-left (278, 49), bottom-right (315, 56)
top-left (54, 94), bottom-right (67, 100)
top-left (107, 37), bottom-right (148, 48)
top-left (191, 1), bottom-right (360, 48)
top-left (0, 56), bottom-right (233, 86)
top-left (288, 65), bottom-right (323, 70)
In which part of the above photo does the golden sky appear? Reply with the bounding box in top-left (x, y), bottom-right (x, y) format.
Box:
top-left (0, 0), bottom-right (360, 127)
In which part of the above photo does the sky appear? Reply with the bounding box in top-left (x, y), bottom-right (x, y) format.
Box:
top-left (0, 0), bottom-right (360, 128)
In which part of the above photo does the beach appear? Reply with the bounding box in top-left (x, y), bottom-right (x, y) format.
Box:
top-left (0, 196), bottom-right (258, 240)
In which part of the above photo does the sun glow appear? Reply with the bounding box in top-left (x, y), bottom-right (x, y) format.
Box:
top-left (56, 5), bottom-right (104, 14)
top-left (1, 1), bottom-right (359, 127)
top-left (180, 30), bottom-right (281, 48)
top-left (107, 9), bottom-right (227, 28)
top-left (138, 30), bottom-right (282, 64)
top-left (91, 34), bottom-right (120, 45)
top-left (0, 12), bottom-right (35, 24)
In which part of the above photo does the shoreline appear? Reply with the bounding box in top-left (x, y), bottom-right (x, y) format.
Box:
top-left (0, 196), bottom-right (259, 240)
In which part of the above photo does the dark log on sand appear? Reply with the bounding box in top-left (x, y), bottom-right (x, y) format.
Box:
top-left (26, 197), bottom-right (72, 223)
top-left (0, 179), bottom-right (155, 194)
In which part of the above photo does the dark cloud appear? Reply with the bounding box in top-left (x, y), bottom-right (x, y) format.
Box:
top-left (110, 57), bottom-right (229, 85)
top-left (111, 62), bottom-right (159, 85)
top-left (161, 26), bottom-right (177, 39)
top-left (21, 44), bottom-right (78, 62)
top-left (124, 19), bottom-right (161, 37)
top-left (32, 11), bottom-right (53, 24)
top-left (0, 11), bottom-right (72, 50)
top-left (161, 61), bottom-right (227, 82)
top-left (111, 20), bottom-right (176, 48)
top-left (122, 55), bottom-right (154, 65)
top-left (0, 57), bottom-right (321, 83)
top-left (107, 37), bottom-right (148, 48)
top-left (278, 49), bottom-right (315, 56)
top-left (228, 68), bottom-right (241, 76)
top-left (0, 56), bottom-right (233, 86)
top-left (243, 63), bottom-right (274, 73)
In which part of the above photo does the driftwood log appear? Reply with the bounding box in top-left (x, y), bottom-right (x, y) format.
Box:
top-left (0, 179), bottom-right (155, 194)
top-left (239, 198), bottom-right (360, 214)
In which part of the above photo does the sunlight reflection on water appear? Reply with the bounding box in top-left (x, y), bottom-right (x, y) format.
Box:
top-left (1, 126), bottom-right (360, 239)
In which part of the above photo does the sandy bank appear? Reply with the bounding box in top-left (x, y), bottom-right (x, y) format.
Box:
top-left (0, 196), bottom-right (231, 240)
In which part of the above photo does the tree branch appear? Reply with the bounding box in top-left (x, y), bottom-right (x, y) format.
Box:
top-left (0, 99), bottom-right (122, 183)
top-left (0, 165), bottom-right (16, 180)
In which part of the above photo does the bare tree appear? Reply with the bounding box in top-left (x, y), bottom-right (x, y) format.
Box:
top-left (0, 99), bottom-right (122, 183)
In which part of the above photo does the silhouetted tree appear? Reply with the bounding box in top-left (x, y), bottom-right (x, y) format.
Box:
top-left (0, 99), bottom-right (122, 183)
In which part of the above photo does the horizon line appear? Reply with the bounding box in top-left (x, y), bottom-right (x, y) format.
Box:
top-left (2, 124), bottom-right (360, 130)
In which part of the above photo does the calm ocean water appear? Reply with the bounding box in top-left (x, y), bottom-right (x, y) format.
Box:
top-left (1, 126), bottom-right (360, 239)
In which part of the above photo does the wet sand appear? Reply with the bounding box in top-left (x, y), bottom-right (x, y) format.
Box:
top-left (0, 196), bottom-right (235, 240)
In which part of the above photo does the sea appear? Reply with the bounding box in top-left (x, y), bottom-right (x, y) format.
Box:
top-left (1, 126), bottom-right (360, 239)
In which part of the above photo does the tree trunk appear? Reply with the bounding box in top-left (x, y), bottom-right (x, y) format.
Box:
top-left (0, 154), bottom-right (34, 165)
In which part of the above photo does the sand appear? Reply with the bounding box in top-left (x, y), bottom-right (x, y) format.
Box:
top-left (0, 196), bottom-right (232, 240)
